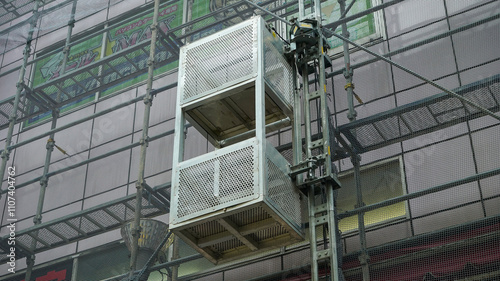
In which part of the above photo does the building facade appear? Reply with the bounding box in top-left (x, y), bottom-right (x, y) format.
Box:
top-left (0, 0), bottom-right (499, 280)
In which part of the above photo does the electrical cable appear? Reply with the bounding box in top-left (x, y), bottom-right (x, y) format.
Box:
top-left (271, 26), bottom-right (290, 45)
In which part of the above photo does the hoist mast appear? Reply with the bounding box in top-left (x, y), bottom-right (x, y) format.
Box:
top-left (287, 1), bottom-right (344, 280)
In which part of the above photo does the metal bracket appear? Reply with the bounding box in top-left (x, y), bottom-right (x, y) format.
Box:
top-left (289, 155), bottom-right (325, 178)
top-left (303, 174), bottom-right (341, 189)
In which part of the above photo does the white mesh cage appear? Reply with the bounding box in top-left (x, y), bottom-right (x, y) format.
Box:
top-left (177, 16), bottom-right (293, 111)
top-left (175, 140), bottom-right (258, 221)
top-left (170, 138), bottom-right (305, 264)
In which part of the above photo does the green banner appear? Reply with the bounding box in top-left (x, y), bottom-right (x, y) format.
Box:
top-left (33, 35), bottom-right (103, 87)
top-left (27, 34), bottom-right (103, 126)
top-left (189, 0), bottom-right (224, 42)
top-left (27, 1), bottom-right (183, 127)
top-left (102, 1), bottom-right (183, 96)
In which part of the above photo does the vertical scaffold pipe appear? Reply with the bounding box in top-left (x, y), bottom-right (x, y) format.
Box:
top-left (18, 0), bottom-right (40, 279)
top-left (338, 1), bottom-right (370, 280)
top-left (129, 0), bottom-right (160, 277)
top-left (0, 0), bottom-right (40, 200)
top-left (0, 1), bottom-right (39, 277)
top-left (25, 1), bottom-right (78, 280)
top-left (339, 0), bottom-right (356, 123)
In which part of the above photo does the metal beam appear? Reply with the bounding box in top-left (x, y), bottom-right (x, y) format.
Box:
top-left (326, 13), bottom-right (500, 78)
top-left (243, 0), bottom-right (292, 25)
top-left (218, 218), bottom-right (259, 251)
top-left (198, 218), bottom-right (277, 248)
top-left (331, 32), bottom-right (500, 122)
top-left (339, 167), bottom-right (500, 219)
top-left (324, 0), bottom-right (404, 31)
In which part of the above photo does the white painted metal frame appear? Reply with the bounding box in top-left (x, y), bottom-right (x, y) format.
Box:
top-left (175, 16), bottom-right (293, 148)
top-left (169, 16), bottom-right (305, 264)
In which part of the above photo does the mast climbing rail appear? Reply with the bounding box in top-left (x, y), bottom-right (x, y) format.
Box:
top-left (288, 1), bottom-right (344, 280)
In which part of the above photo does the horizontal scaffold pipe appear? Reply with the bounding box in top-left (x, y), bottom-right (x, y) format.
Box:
top-left (7, 82), bottom-right (177, 150)
top-left (3, 123), bottom-right (190, 193)
top-left (326, 13), bottom-right (500, 79)
top-left (339, 168), bottom-right (500, 219)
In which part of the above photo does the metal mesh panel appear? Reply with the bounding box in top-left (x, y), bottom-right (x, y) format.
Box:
top-left (211, 237), bottom-right (245, 253)
top-left (227, 205), bottom-right (271, 225)
top-left (463, 88), bottom-right (498, 114)
top-left (490, 83), bottom-right (500, 103)
top-left (339, 75), bottom-right (500, 153)
top-left (264, 30), bottom-right (294, 106)
top-left (176, 144), bottom-right (257, 220)
top-left (0, 102), bottom-right (15, 125)
top-left (400, 107), bottom-right (439, 132)
top-left (107, 203), bottom-right (132, 222)
top-left (37, 228), bottom-right (63, 245)
top-left (252, 224), bottom-right (288, 241)
top-left (69, 217), bottom-right (100, 233)
top-left (49, 222), bottom-right (79, 240)
top-left (140, 197), bottom-right (162, 216)
top-left (373, 116), bottom-right (411, 141)
top-left (181, 21), bottom-right (256, 103)
top-left (0, 0), bottom-right (36, 26)
top-left (87, 209), bottom-right (120, 228)
top-left (16, 234), bottom-right (42, 251)
top-left (278, 146), bottom-right (294, 164)
top-left (266, 158), bottom-right (302, 228)
top-left (0, 12), bottom-right (14, 26)
top-left (187, 220), bottom-right (226, 239)
top-left (351, 124), bottom-right (385, 148)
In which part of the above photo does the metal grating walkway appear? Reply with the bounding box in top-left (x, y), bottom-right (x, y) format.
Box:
top-left (0, 0), bottom-right (54, 26)
top-left (338, 74), bottom-right (500, 154)
top-left (0, 30), bottom-right (183, 130)
top-left (3, 0), bottom-right (497, 269)
top-left (0, 184), bottom-right (170, 263)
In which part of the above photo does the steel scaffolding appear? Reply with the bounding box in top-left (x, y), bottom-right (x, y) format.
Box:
top-left (0, 0), bottom-right (499, 280)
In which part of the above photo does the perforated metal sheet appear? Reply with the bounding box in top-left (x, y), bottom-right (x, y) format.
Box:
top-left (178, 16), bottom-right (293, 148)
top-left (179, 15), bottom-right (294, 111)
top-left (171, 138), bottom-right (305, 264)
top-left (180, 19), bottom-right (257, 104)
top-left (266, 157), bottom-right (303, 228)
top-left (174, 139), bottom-right (258, 222)
top-left (263, 30), bottom-right (294, 106)
top-left (339, 74), bottom-right (500, 153)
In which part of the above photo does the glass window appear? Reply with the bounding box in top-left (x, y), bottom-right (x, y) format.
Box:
top-left (337, 157), bottom-right (407, 232)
